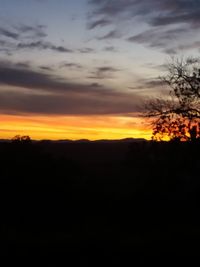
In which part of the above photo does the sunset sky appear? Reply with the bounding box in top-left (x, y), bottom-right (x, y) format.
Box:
top-left (0, 0), bottom-right (199, 140)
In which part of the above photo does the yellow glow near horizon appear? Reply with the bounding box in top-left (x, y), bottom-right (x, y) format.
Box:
top-left (0, 115), bottom-right (152, 140)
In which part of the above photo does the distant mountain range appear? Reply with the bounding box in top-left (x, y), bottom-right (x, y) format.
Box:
top-left (45, 137), bottom-right (147, 143)
top-left (0, 137), bottom-right (147, 143)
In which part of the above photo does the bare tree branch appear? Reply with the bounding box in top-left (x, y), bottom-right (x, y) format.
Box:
top-left (145, 57), bottom-right (200, 141)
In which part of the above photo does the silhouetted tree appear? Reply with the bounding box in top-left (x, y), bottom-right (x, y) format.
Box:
top-left (11, 135), bottom-right (32, 144)
top-left (146, 57), bottom-right (200, 141)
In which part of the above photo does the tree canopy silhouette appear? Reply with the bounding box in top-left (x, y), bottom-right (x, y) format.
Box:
top-left (146, 57), bottom-right (200, 141)
top-left (11, 135), bottom-right (31, 144)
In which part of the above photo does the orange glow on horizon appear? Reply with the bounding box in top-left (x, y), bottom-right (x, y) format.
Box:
top-left (0, 115), bottom-right (152, 140)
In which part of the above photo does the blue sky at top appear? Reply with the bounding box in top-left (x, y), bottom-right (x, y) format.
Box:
top-left (0, 0), bottom-right (199, 117)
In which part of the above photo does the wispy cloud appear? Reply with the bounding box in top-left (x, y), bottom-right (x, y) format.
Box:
top-left (0, 24), bottom-right (46, 41)
top-left (88, 0), bottom-right (200, 53)
top-left (89, 0), bottom-right (200, 28)
top-left (97, 30), bottom-right (121, 40)
top-left (14, 24), bottom-right (47, 39)
top-left (78, 47), bottom-right (94, 53)
top-left (128, 78), bottom-right (169, 94)
top-left (0, 27), bottom-right (19, 40)
top-left (0, 23), bottom-right (73, 55)
top-left (0, 22), bottom-right (99, 55)
top-left (59, 62), bottom-right (83, 69)
top-left (88, 66), bottom-right (120, 79)
top-left (88, 18), bottom-right (111, 29)
top-left (103, 46), bottom-right (117, 52)
top-left (127, 27), bottom-right (187, 54)
top-left (39, 65), bottom-right (53, 71)
top-left (17, 41), bottom-right (73, 53)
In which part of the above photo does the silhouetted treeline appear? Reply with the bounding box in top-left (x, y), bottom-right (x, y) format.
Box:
top-left (0, 139), bottom-right (200, 266)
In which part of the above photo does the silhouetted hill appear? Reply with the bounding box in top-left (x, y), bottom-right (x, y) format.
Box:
top-left (40, 137), bottom-right (147, 143)
top-left (0, 140), bottom-right (199, 266)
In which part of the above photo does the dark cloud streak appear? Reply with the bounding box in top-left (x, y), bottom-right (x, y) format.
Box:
top-left (0, 27), bottom-right (19, 40)
top-left (89, 0), bottom-right (200, 27)
top-left (89, 66), bottom-right (120, 79)
top-left (88, 18), bottom-right (111, 29)
top-left (17, 41), bottom-right (73, 53)
top-left (97, 30), bottom-right (121, 40)
top-left (14, 24), bottom-right (47, 39)
top-left (0, 23), bottom-right (73, 54)
top-left (59, 62), bottom-right (83, 69)
top-left (0, 90), bottom-right (142, 116)
top-left (0, 60), bottom-right (143, 115)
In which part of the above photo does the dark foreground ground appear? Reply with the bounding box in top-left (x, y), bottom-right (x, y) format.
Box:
top-left (0, 139), bottom-right (200, 266)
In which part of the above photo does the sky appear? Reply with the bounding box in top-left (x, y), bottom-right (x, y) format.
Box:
top-left (0, 0), bottom-right (199, 140)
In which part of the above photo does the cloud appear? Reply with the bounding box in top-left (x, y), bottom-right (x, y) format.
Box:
top-left (17, 41), bottom-right (73, 53)
top-left (0, 22), bottom-right (96, 56)
top-left (88, 66), bottom-right (120, 79)
top-left (97, 30), bottom-right (121, 40)
top-left (59, 62), bottom-right (82, 69)
top-left (142, 79), bottom-right (166, 89)
top-left (103, 46), bottom-right (117, 52)
top-left (96, 66), bottom-right (119, 73)
top-left (0, 60), bottom-right (83, 93)
top-left (89, 83), bottom-right (102, 87)
top-left (88, 18), bottom-right (111, 29)
top-left (128, 78), bottom-right (171, 97)
top-left (15, 61), bottom-right (30, 68)
top-left (14, 24), bottom-right (47, 39)
top-left (0, 27), bottom-right (19, 40)
top-left (0, 23), bottom-right (73, 55)
top-left (0, 90), bottom-right (143, 115)
top-left (89, 0), bottom-right (135, 18)
top-left (0, 23), bottom-right (95, 55)
top-left (0, 60), bottom-right (143, 115)
top-left (88, 0), bottom-right (200, 53)
top-left (0, 24), bottom-right (47, 41)
top-left (0, 62), bottom-right (119, 94)
top-left (78, 47), bottom-right (94, 53)
top-left (128, 28), bottom-right (185, 44)
top-left (89, 0), bottom-right (200, 27)
top-left (39, 65), bottom-right (53, 71)
top-left (127, 27), bottom-right (187, 53)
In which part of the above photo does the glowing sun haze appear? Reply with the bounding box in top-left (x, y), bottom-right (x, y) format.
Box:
top-left (0, 0), bottom-right (199, 140)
